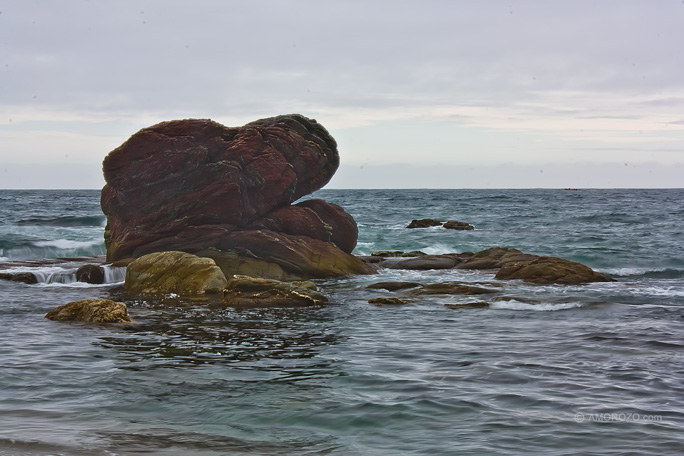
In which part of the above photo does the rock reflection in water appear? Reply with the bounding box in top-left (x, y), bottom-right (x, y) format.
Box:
top-left (96, 299), bottom-right (341, 372)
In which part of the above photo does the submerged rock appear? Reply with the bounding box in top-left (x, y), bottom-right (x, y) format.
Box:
top-left (370, 247), bottom-right (614, 285)
top-left (125, 251), bottom-right (228, 296)
top-left (222, 275), bottom-right (328, 307)
top-left (407, 219), bottom-right (443, 228)
top-left (370, 250), bottom-right (427, 257)
top-left (0, 272), bottom-right (38, 284)
top-left (407, 282), bottom-right (498, 296)
top-left (101, 114), bottom-right (371, 280)
top-left (384, 255), bottom-right (461, 270)
top-left (367, 281), bottom-right (422, 291)
top-left (45, 299), bottom-right (132, 323)
top-left (368, 297), bottom-right (410, 306)
top-left (445, 302), bottom-right (490, 309)
top-left (75, 264), bottom-right (105, 284)
top-left (443, 220), bottom-right (474, 230)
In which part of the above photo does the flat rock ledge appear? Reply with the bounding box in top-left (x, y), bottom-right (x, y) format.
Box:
top-left (364, 247), bottom-right (614, 285)
top-left (45, 299), bottom-right (132, 323)
top-left (223, 275), bottom-right (328, 307)
top-left (122, 252), bottom-right (328, 307)
top-left (406, 219), bottom-right (474, 230)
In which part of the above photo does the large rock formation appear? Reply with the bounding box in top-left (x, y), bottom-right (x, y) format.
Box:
top-left (101, 114), bottom-right (373, 279)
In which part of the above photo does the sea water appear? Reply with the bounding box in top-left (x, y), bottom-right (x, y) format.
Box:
top-left (1, 188), bottom-right (683, 455)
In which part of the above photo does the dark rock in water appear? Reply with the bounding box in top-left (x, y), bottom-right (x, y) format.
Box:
top-left (101, 114), bottom-right (371, 279)
top-left (371, 250), bottom-right (427, 257)
top-left (495, 256), bottom-right (616, 285)
top-left (384, 256), bottom-right (460, 270)
top-left (125, 251), bottom-right (228, 296)
top-left (0, 272), bottom-right (38, 284)
top-left (378, 253), bottom-right (472, 270)
top-left (445, 302), bottom-right (490, 309)
top-left (369, 246), bottom-right (613, 285)
top-left (222, 275), bottom-right (327, 307)
top-left (407, 282), bottom-right (498, 296)
top-left (368, 297), bottom-right (410, 306)
top-left (75, 264), bottom-right (105, 284)
top-left (367, 281), bottom-right (422, 291)
top-left (407, 219), bottom-right (443, 228)
top-left (45, 299), bottom-right (132, 323)
top-left (443, 220), bottom-right (474, 230)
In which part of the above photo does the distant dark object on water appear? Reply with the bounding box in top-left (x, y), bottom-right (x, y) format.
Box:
top-left (407, 219), bottom-right (474, 230)
top-left (407, 218), bottom-right (443, 228)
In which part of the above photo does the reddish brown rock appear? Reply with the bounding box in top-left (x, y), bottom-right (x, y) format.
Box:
top-left (101, 115), bottom-right (368, 279)
top-left (246, 199), bottom-right (358, 253)
top-left (214, 229), bottom-right (373, 279)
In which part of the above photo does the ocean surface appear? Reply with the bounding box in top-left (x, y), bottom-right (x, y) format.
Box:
top-left (1, 188), bottom-right (683, 455)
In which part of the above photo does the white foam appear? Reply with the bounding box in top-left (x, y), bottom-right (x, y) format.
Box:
top-left (420, 244), bottom-right (454, 255)
top-left (490, 300), bottom-right (584, 312)
top-left (33, 239), bottom-right (102, 249)
top-left (630, 286), bottom-right (684, 297)
top-left (2, 264), bottom-right (125, 286)
top-left (103, 265), bottom-right (126, 284)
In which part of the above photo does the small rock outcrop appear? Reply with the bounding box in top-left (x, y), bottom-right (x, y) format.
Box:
top-left (367, 281), bottom-right (422, 291)
top-left (45, 299), bottom-right (132, 323)
top-left (407, 282), bottom-right (498, 296)
top-left (75, 264), bottom-right (105, 284)
top-left (222, 275), bottom-right (328, 307)
top-left (495, 256), bottom-right (615, 284)
top-left (406, 219), bottom-right (474, 230)
top-left (443, 220), bottom-right (474, 230)
top-left (101, 114), bottom-right (373, 280)
top-left (125, 251), bottom-right (228, 296)
top-left (369, 247), bottom-right (614, 285)
top-left (368, 297), bottom-right (410, 306)
top-left (0, 272), bottom-right (38, 284)
top-left (370, 251), bottom-right (426, 257)
top-left (407, 219), bottom-right (443, 228)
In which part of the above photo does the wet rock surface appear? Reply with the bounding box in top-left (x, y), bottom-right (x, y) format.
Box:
top-left (45, 298), bottom-right (132, 323)
top-left (125, 251), bottom-right (228, 296)
top-left (222, 275), bottom-right (328, 307)
top-left (368, 247), bottom-right (614, 285)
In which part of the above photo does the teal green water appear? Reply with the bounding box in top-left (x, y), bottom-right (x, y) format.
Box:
top-left (1, 189), bottom-right (683, 455)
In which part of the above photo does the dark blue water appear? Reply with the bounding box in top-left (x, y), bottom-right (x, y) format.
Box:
top-left (1, 189), bottom-right (683, 455)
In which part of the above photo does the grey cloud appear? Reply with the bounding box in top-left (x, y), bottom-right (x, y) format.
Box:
top-left (4, 0), bottom-right (684, 118)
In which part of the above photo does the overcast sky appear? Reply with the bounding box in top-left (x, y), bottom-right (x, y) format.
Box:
top-left (1, 0), bottom-right (683, 188)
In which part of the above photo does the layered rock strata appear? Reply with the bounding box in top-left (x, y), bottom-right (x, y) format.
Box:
top-left (101, 114), bottom-right (373, 279)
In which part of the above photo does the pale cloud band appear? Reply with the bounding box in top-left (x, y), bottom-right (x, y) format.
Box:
top-left (1, 0), bottom-right (683, 188)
